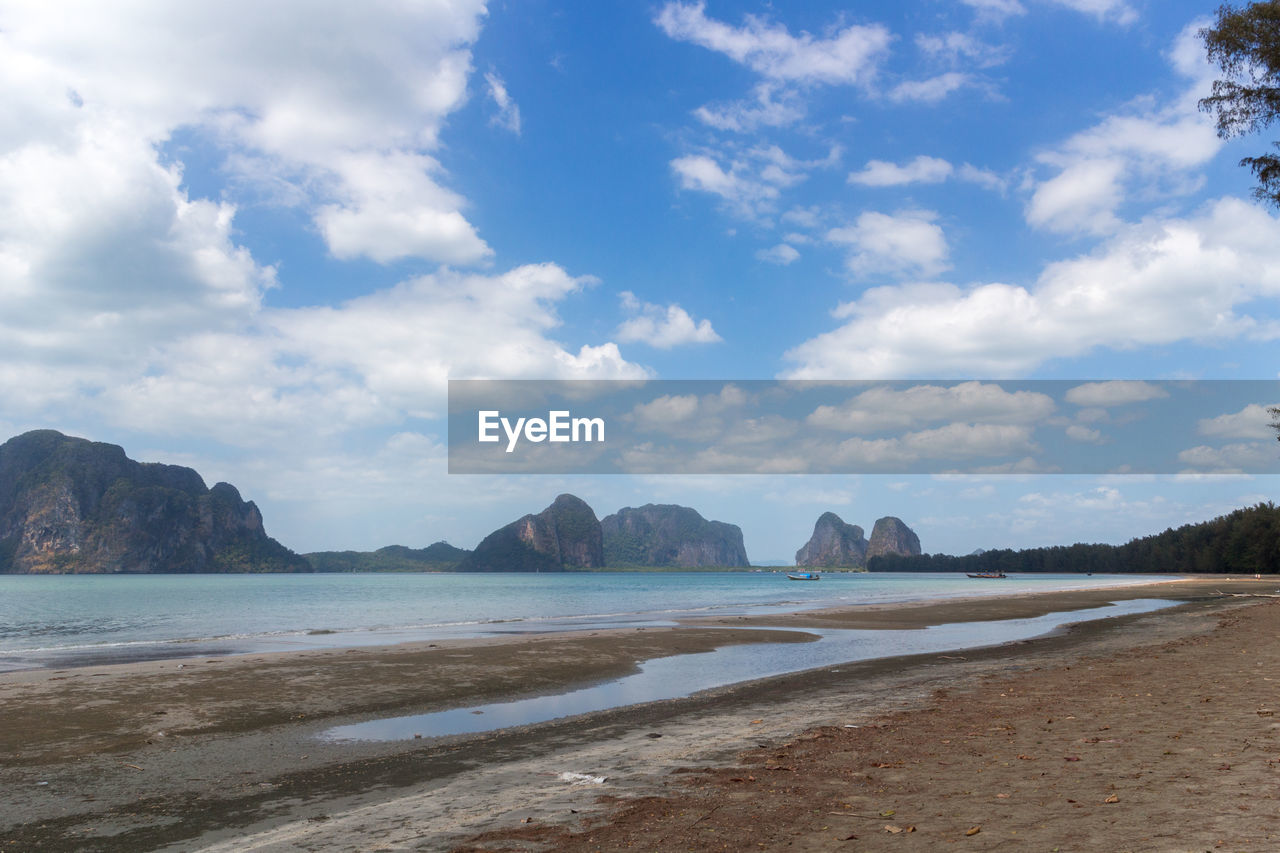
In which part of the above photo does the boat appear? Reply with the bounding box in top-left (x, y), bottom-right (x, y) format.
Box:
top-left (787, 571), bottom-right (820, 581)
top-left (966, 571), bottom-right (1006, 578)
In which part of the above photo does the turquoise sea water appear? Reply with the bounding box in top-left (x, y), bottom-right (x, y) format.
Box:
top-left (0, 571), bottom-right (1175, 671)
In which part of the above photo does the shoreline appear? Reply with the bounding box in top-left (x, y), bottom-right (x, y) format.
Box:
top-left (0, 576), bottom-right (1275, 851)
top-left (0, 571), bottom-right (1189, 672)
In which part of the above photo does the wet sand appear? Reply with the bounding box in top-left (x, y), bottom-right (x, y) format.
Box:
top-left (0, 576), bottom-right (1274, 851)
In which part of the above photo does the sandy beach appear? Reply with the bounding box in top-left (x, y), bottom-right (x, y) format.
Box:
top-left (2, 576), bottom-right (1277, 851)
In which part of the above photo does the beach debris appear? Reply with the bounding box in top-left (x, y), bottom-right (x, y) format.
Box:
top-left (965, 826), bottom-right (982, 836)
top-left (830, 812), bottom-right (878, 819)
top-left (558, 772), bottom-right (607, 785)
top-left (1064, 755), bottom-right (1081, 761)
top-left (470, 710), bottom-right (484, 715)
top-left (879, 810), bottom-right (895, 817)
top-left (646, 732), bottom-right (662, 738)
top-left (122, 763), bottom-right (143, 771)
top-left (750, 719), bottom-right (764, 725)
top-left (884, 824), bottom-right (914, 833)
top-left (36, 781), bottom-right (48, 786)
top-left (995, 793), bottom-right (1010, 799)
top-left (1104, 794), bottom-right (1119, 804)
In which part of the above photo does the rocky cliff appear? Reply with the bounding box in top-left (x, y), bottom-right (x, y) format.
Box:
top-left (0, 430), bottom-right (309, 573)
top-left (867, 516), bottom-right (922, 560)
top-left (458, 494), bottom-right (604, 572)
top-left (601, 504), bottom-right (749, 568)
top-left (794, 512), bottom-right (868, 567)
top-left (795, 513), bottom-right (921, 567)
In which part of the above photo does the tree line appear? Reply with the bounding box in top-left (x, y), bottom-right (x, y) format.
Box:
top-left (868, 502), bottom-right (1280, 575)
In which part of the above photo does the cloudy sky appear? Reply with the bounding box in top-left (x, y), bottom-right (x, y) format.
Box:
top-left (2, 0), bottom-right (1277, 562)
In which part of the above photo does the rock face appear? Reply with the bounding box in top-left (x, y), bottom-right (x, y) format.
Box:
top-left (0, 430), bottom-right (309, 573)
top-left (458, 494), bottom-right (604, 572)
top-left (867, 516), bottom-right (922, 560)
top-left (795, 512), bottom-right (868, 567)
top-left (601, 504), bottom-right (749, 567)
top-left (795, 513), bottom-right (921, 567)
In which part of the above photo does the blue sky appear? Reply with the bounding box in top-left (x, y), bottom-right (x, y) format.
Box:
top-left (2, 0), bottom-right (1278, 562)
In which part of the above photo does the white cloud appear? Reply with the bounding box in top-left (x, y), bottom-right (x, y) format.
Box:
top-left (757, 243), bottom-right (801, 265)
top-left (671, 154), bottom-right (763, 203)
top-left (1178, 442), bottom-right (1276, 473)
top-left (654, 2), bottom-right (891, 86)
top-left (915, 32), bottom-right (1010, 68)
top-left (849, 156), bottom-right (953, 186)
top-left (314, 152), bottom-right (490, 264)
top-left (1026, 158), bottom-right (1126, 235)
top-left (0, 1), bottom-right (493, 267)
top-left (671, 145), bottom-right (834, 219)
top-left (0, 128), bottom-right (274, 401)
top-left (848, 157), bottom-right (1006, 192)
top-left (0, 2), bottom-right (527, 436)
top-left (834, 423), bottom-right (1039, 467)
top-left (785, 198), bottom-right (1280, 378)
top-left (807, 381), bottom-right (1056, 433)
top-left (98, 264), bottom-right (649, 442)
top-left (485, 71), bottom-right (522, 135)
top-left (1064, 381), bottom-right (1169, 407)
top-left (960, 0), bottom-right (1026, 21)
top-left (629, 394), bottom-right (701, 428)
top-left (889, 72), bottom-right (973, 103)
top-left (616, 292), bottom-right (722, 349)
top-left (693, 83), bottom-right (806, 132)
top-left (1065, 424), bottom-right (1106, 443)
top-left (1025, 25), bottom-right (1221, 236)
top-left (826, 210), bottom-right (950, 279)
top-left (1047, 0), bottom-right (1137, 25)
top-left (1196, 403), bottom-right (1280, 440)
top-left (1019, 485), bottom-right (1124, 514)
top-left (958, 163), bottom-right (1008, 192)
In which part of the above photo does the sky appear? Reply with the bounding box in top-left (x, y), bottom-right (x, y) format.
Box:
top-left (2, 0), bottom-right (1278, 563)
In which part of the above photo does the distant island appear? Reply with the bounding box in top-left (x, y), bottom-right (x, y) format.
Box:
top-left (794, 512), bottom-right (921, 569)
top-left (3, 429), bottom-right (1276, 575)
top-left (602, 504), bottom-right (749, 568)
top-left (0, 430), bottom-right (308, 574)
top-left (305, 543), bottom-right (468, 573)
top-left (457, 494), bottom-right (605, 572)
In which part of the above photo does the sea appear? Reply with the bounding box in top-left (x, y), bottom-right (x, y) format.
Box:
top-left (0, 571), bottom-right (1177, 673)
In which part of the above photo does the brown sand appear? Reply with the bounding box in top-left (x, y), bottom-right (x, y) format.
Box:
top-left (0, 577), bottom-right (1275, 851)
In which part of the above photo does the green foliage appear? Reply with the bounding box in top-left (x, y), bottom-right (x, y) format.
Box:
top-left (306, 542), bottom-right (468, 572)
top-left (458, 526), bottom-right (564, 573)
top-left (1199, 2), bottom-right (1280, 205)
top-left (602, 529), bottom-right (650, 567)
top-left (869, 502), bottom-right (1280, 574)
